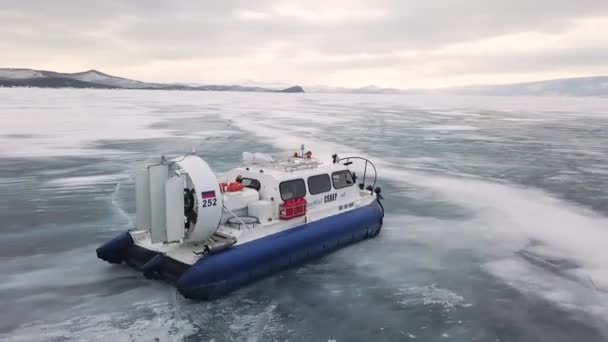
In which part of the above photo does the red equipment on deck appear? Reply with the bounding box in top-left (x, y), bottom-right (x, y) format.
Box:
top-left (227, 182), bottom-right (244, 192)
top-left (220, 182), bottom-right (244, 192)
top-left (280, 197), bottom-right (307, 220)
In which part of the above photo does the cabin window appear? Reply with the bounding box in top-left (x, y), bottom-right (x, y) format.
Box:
top-left (279, 179), bottom-right (306, 201)
top-left (241, 177), bottom-right (261, 191)
top-left (332, 170), bottom-right (354, 189)
top-left (308, 174), bottom-right (331, 195)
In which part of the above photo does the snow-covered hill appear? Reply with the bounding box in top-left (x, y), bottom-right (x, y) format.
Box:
top-left (7, 67), bottom-right (605, 96)
top-left (0, 68), bottom-right (304, 92)
top-left (446, 76), bottom-right (608, 97)
top-left (0, 68), bottom-right (45, 79)
top-left (0, 68), bottom-right (164, 88)
top-left (64, 70), bottom-right (165, 89)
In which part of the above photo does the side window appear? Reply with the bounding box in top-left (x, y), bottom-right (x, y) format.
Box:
top-left (332, 170), bottom-right (354, 189)
top-left (241, 178), bottom-right (261, 191)
top-left (279, 179), bottom-right (306, 201)
top-left (308, 174), bottom-right (331, 195)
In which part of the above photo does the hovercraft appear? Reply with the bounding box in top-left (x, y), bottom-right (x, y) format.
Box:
top-left (97, 147), bottom-right (384, 300)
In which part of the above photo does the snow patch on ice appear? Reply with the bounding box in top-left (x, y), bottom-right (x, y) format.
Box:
top-left (3, 299), bottom-right (198, 342)
top-left (46, 174), bottom-right (128, 189)
top-left (396, 284), bottom-right (468, 311)
top-left (419, 125), bottom-right (479, 131)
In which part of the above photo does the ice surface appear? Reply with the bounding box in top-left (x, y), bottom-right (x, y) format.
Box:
top-left (1, 89), bottom-right (608, 341)
top-left (46, 174), bottom-right (129, 189)
top-left (210, 92), bottom-right (608, 323)
top-left (419, 125), bottom-right (479, 131)
top-left (0, 88), bottom-right (176, 157)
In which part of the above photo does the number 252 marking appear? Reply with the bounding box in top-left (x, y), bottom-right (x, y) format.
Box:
top-left (202, 198), bottom-right (217, 207)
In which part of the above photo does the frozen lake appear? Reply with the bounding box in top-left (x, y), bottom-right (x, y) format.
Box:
top-left (1, 88), bottom-right (608, 341)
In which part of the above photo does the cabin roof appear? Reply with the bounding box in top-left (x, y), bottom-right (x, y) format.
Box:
top-left (230, 158), bottom-right (347, 181)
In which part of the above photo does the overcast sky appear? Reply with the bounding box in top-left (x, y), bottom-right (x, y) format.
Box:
top-left (1, 0), bottom-right (608, 88)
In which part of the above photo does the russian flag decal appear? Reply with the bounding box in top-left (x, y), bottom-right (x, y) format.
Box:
top-left (201, 190), bottom-right (216, 199)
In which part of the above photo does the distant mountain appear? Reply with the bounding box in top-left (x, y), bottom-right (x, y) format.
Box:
top-left (304, 77), bottom-right (608, 96)
top-left (3, 68), bottom-right (606, 96)
top-left (304, 84), bottom-right (418, 94)
top-left (53, 69), bottom-right (167, 89)
top-left (0, 75), bottom-right (115, 89)
top-left (277, 86), bottom-right (305, 93)
top-left (444, 76), bottom-right (608, 97)
top-left (235, 80), bottom-right (294, 90)
top-left (0, 68), bottom-right (305, 93)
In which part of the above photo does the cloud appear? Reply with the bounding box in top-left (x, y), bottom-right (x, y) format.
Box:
top-left (1, 0), bottom-right (608, 87)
